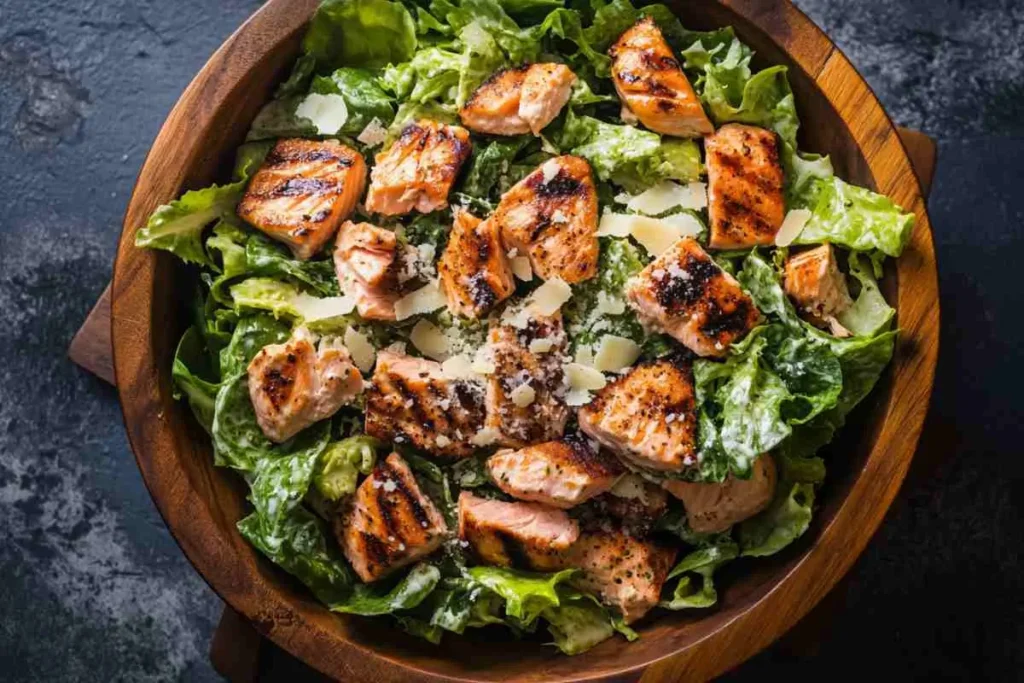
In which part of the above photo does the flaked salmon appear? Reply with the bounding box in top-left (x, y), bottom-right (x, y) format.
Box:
top-left (459, 63), bottom-right (576, 136)
top-left (626, 237), bottom-right (760, 358)
top-left (337, 452), bottom-right (448, 582)
top-left (609, 18), bottom-right (713, 138)
top-left (783, 244), bottom-right (853, 337)
top-left (247, 326), bottom-right (363, 443)
top-left (238, 138), bottom-right (367, 259)
top-left (365, 120), bottom-right (472, 216)
top-left (437, 208), bottom-right (515, 319)
top-left (333, 220), bottom-right (402, 320)
top-left (663, 454), bottom-right (777, 533)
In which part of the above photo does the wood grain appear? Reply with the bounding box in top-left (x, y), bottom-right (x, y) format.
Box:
top-left (68, 284), bottom-right (114, 384)
top-left (107, 1), bottom-right (940, 681)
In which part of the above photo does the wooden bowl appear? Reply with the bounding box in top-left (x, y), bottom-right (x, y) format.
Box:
top-left (111, 0), bottom-right (939, 680)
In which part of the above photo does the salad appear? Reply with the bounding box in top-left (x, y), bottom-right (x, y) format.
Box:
top-left (136, 0), bottom-right (914, 656)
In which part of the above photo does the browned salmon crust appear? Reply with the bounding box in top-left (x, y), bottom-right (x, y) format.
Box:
top-left (783, 244), bottom-right (853, 336)
top-left (578, 356), bottom-right (698, 472)
top-left (364, 352), bottom-right (486, 458)
top-left (333, 221), bottom-right (402, 320)
top-left (486, 433), bottom-right (623, 508)
top-left (437, 209), bottom-right (515, 318)
top-left (238, 138), bottom-right (367, 260)
top-left (337, 453), bottom-right (448, 582)
top-left (567, 528), bottom-right (677, 623)
top-left (459, 66), bottom-right (532, 136)
top-left (626, 237), bottom-right (761, 358)
top-left (485, 315), bottom-right (570, 447)
top-left (458, 491), bottom-right (579, 571)
top-left (705, 123), bottom-right (785, 249)
top-left (609, 17), bottom-right (713, 138)
top-left (663, 454), bottom-right (777, 533)
top-left (364, 120), bottom-right (472, 216)
top-left (491, 156), bottom-right (599, 284)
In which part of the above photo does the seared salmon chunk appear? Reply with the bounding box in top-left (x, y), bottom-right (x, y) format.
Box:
top-left (337, 453), bottom-right (448, 582)
top-left (663, 454), bottom-right (777, 533)
top-left (705, 123), bottom-right (785, 249)
top-left (485, 314), bottom-right (570, 447)
top-left (238, 138), bottom-right (367, 259)
top-left (490, 156), bottom-right (599, 283)
top-left (577, 357), bottom-right (697, 472)
top-left (460, 63), bottom-right (576, 136)
top-left (567, 528), bottom-right (677, 623)
top-left (247, 327), bottom-right (363, 443)
top-left (783, 244), bottom-right (853, 336)
top-left (365, 120), bottom-right (472, 216)
top-left (486, 433), bottom-right (623, 509)
top-left (609, 18), bottom-right (713, 138)
top-left (334, 221), bottom-right (402, 320)
top-left (626, 237), bottom-right (760, 357)
top-left (437, 209), bottom-right (515, 319)
top-left (458, 491), bottom-right (579, 571)
top-left (364, 351), bottom-right (486, 458)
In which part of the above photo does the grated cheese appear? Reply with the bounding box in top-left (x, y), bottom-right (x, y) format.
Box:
top-left (775, 209), bottom-right (812, 247)
top-left (410, 319), bottom-right (449, 360)
top-left (394, 280), bottom-right (446, 320)
top-left (343, 327), bottom-right (376, 373)
top-left (471, 347), bottom-right (496, 375)
top-left (540, 158), bottom-right (561, 182)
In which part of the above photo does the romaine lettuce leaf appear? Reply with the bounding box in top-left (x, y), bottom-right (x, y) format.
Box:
top-left (543, 590), bottom-right (636, 655)
top-left (219, 314), bottom-right (292, 378)
top-left (303, 0), bottom-right (418, 71)
top-left (309, 67), bottom-right (396, 133)
top-left (313, 435), bottom-right (380, 501)
top-left (661, 539), bottom-right (738, 609)
top-left (332, 563), bottom-right (442, 615)
top-left (238, 506), bottom-right (352, 604)
top-left (171, 327), bottom-right (220, 433)
top-left (249, 420), bottom-right (332, 525)
top-left (467, 566), bottom-right (576, 625)
top-left (135, 181), bottom-right (246, 266)
top-left (461, 136), bottom-right (532, 199)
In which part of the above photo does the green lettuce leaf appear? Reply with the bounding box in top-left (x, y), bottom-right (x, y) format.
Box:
top-left (836, 253), bottom-right (895, 336)
top-left (543, 590), bottom-right (634, 655)
top-left (467, 566), bottom-right (576, 626)
top-left (461, 136), bottom-right (532, 199)
top-left (219, 314), bottom-right (292, 378)
top-left (332, 563), bottom-right (442, 615)
top-left (211, 373), bottom-right (276, 472)
top-left (171, 327), bottom-right (220, 433)
top-left (309, 67), bottom-right (396, 133)
top-left (249, 421), bottom-right (332, 526)
top-left (661, 539), bottom-right (738, 609)
top-left (303, 0), bottom-right (418, 71)
top-left (313, 435), bottom-right (381, 501)
top-left (135, 181), bottom-right (245, 266)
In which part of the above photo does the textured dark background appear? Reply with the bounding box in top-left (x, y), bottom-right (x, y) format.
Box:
top-left (0, 0), bottom-right (1021, 680)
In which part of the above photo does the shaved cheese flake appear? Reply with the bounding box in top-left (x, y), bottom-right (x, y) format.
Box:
top-left (528, 338), bottom-right (555, 354)
top-left (528, 277), bottom-right (572, 316)
top-left (564, 388), bottom-right (595, 407)
top-left (295, 93), bottom-right (348, 135)
top-left (593, 335), bottom-right (641, 372)
top-left (471, 348), bottom-right (497, 375)
top-left (343, 327), bottom-right (376, 373)
top-left (471, 427), bottom-right (503, 447)
top-left (435, 434), bottom-right (451, 448)
top-left (356, 117), bottom-right (387, 147)
top-left (410, 319), bottom-right (448, 360)
top-left (441, 354), bottom-right (475, 379)
top-left (596, 210), bottom-right (633, 237)
top-left (292, 294), bottom-right (355, 321)
top-left (566, 362), bottom-right (606, 392)
top-left (510, 384), bottom-right (536, 407)
top-left (394, 280), bottom-right (446, 320)
top-left (574, 344), bottom-right (594, 366)
top-left (629, 215), bottom-right (686, 256)
top-left (610, 474), bottom-right (648, 502)
top-left (775, 209), bottom-right (812, 247)
top-left (541, 159), bottom-right (561, 183)
top-left (661, 212), bottom-right (705, 237)
top-left (510, 256), bottom-right (533, 281)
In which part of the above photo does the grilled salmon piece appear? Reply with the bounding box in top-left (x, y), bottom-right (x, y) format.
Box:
top-left (663, 454), bottom-right (777, 533)
top-left (486, 434), bottom-right (623, 509)
top-left (626, 237), bottom-right (760, 358)
top-left (705, 123), bottom-right (785, 249)
top-left (460, 64), bottom-right (577, 137)
top-left (783, 244), bottom-right (853, 337)
top-left (337, 452), bottom-right (448, 582)
top-left (609, 18), bottom-right (713, 138)
top-left (237, 139), bottom-right (367, 260)
top-left (364, 351), bottom-right (486, 458)
top-left (458, 491), bottom-right (579, 571)
top-left (437, 209), bottom-right (515, 319)
top-left (364, 120), bottom-right (472, 216)
top-left (491, 156), bottom-right (598, 283)
top-left (567, 528), bottom-right (677, 623)
top-left (485, 314), bottom-right (570, 447)
top-left (595, 474), bottom-right (669, 531)
top-left (334, 221), bottom-right (402, 320)
top-left (577, 357), bottom-right (697, 472)
top-left (246, 327), bottom-right (363, 443)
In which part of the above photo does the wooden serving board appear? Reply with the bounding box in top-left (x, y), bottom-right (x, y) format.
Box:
top-left (69, 128), bottom-right (936, 681)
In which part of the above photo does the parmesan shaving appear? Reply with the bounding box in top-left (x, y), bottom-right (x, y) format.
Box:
top-left (510, 384), bottom-right (536, 407)
top-left (471, 427), bottom-right (503, 447)
top-left (596, 210), bottom-right (633, 237)
top-left (292, 294), bottom-right (355, 321)
top-left (471, 348), bottom-right (496, 375)
top-left (527, 277), bottom-right (572, 316)
top-left (295, 93), bottom-right (348, 135)
top-left (356, 117), bottom-right (388, 147)
top-left (510, 255), bottom-right (533, 281)
top-left (625, 181), bottom-right (707, 215)
top-left (343, 327), bottom-right (376, 373)
top-left (394, 280), bottom-right (446, 320)
top-left (541, 158), bottom-right (561, 182)
top-left (410, 319), bottom-right (448, 360)
top-left (441, 354), bottom-right (475, 379)
top-left (775, 209), bottom-right (812, 247)
top-left (593, 335), bottom-right (641, 372)
top-left (528, 338), bottom-right (555, 354)
top-left (565, 363), bottom-right (606, 391)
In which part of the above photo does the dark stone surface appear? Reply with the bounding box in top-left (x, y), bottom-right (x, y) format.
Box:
top-left (0, 0), bottom-right (1020, 680)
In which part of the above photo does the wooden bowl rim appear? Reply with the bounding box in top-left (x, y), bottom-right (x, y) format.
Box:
top-left (111, 0), bottom-right (940, 680)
